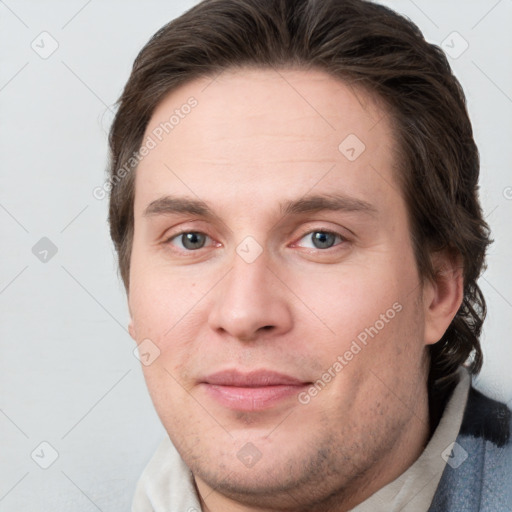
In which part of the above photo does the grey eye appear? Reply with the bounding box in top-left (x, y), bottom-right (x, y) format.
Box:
top-left (180, 232), bottom-right (207, 250)
top-left (309, 231), bottom-right (338, 249)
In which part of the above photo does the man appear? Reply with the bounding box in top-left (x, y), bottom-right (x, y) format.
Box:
top-left (106, 0), bottom-right (511, 510)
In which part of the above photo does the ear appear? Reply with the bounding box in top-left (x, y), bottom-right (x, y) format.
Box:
top-left (128, 319), bottom-right (136, 341)
top-left (127, 301), bottom-right (137, 341)
top-left (423, 250), bottom-right (463, 346)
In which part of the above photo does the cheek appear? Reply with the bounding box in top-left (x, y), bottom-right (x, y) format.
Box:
top-left (128, 256), bottom-right (200, 340)
top-left (295, 258), bottom-right (423, 373)
top-left (128, 264), bottom-right (216, 391)
top-left (293, 265), bottom-right (401, 336)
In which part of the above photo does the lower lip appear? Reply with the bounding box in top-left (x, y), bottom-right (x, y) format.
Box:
top-left (201, 383), bottom-right (308, 411)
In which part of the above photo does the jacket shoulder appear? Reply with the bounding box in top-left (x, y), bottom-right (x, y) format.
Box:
top-left (429, 386), bottom-right (512, 512)
top-left (460, 386), bottom-right (511, 447)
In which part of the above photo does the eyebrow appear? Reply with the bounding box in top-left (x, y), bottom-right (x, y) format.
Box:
top-left (142, 193), bottom-right (377, 219)
top-left (280, 194), bottom-right (377, 217)
top-left (143, 196), bottom-right (214, 218)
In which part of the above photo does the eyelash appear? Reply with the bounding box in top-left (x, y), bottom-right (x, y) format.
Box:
top-left (163, 228), bottom-right (347, 253)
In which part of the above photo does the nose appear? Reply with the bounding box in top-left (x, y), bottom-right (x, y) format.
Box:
top-left (207, 250), bottom-right (293, 342)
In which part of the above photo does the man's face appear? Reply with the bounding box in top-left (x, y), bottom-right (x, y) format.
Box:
top-left (128, 68), bottom-right (435, 509)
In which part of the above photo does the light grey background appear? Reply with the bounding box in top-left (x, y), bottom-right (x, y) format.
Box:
top-left (1, 1), bottom-right (511, 510)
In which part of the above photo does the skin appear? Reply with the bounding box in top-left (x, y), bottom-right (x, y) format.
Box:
top-left (127, 68), bottom-right (463, 512)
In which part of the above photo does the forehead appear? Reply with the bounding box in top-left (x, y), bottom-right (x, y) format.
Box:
top-left (134, 67), bottom-right (400, 217)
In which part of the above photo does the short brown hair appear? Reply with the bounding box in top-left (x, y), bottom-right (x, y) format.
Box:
top-left (107, 0), bottom-right (491, 388)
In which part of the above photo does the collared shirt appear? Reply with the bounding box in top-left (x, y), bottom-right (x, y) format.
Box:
top-left (132, 367), bottom-right (471, 512)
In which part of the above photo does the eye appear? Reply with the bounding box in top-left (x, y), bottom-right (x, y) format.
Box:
top-left (166, 231), bottom-right (212, 251)
top-left (296, 230), bottom-right (345, 250)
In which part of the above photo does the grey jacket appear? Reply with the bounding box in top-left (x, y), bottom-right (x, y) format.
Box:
top-left (429, 387), bottom-right (512, 511)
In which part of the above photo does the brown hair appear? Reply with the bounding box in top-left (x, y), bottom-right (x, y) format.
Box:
top-left (107, 0), bottom-right (491, 389)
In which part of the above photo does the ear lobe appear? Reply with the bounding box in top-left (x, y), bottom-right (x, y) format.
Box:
top-left (127, 298), bottom-right (137, 341)
top-left (423, 251), bottom-right (464, 346)
top-left (128, 319), bottom-right (137, 341)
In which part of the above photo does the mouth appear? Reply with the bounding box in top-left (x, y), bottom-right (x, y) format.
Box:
top-left (200, 369), bottom-right (311, 412)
